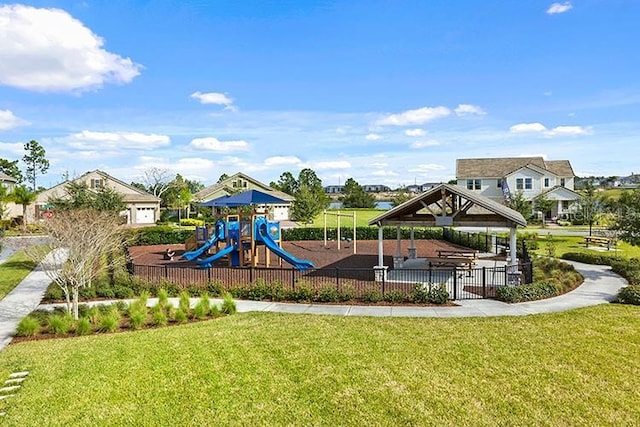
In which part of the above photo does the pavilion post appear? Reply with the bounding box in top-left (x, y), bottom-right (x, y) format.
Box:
top-left (509, 226), bottom-right (518, 273)
top-left (408, 226), bottom-right (417, 259)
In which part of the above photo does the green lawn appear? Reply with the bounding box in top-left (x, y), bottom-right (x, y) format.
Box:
top-left (305, 208), bottom-right (385, 228)
top-left (1, 305), bottom-right (639, 425)
top-left (531, 234), bottom-right (640, 259)
top-left (0, 250), bottom-right (39, 300)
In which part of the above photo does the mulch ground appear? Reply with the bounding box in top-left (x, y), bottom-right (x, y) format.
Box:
top-left (128, 239), bottom-right (469, 269)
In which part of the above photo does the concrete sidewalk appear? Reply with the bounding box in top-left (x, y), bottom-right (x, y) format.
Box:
top-left (0, 257), bottom-right (628, 351)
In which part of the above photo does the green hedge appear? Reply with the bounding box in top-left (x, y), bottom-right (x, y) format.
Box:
top-left (496, 281), bottom-right (558, 303)
top-left (127, 226), bottom-right (193, 246)
top-left (281, 226), bottom-right (443, 241)
top-left (562, 252), bottom-right (640, 286)
top-left (617, 285), bottom-right (640, 305)
top-left (561, 252), bottom-right (616, 265)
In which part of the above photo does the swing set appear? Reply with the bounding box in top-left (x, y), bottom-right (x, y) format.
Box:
top-left (323, 209), bottom-right (357, 253)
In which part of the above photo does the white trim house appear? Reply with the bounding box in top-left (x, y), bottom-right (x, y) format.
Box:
top-left (456, 157), bottom-right (580, 219)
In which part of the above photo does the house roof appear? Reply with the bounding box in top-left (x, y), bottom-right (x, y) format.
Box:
top-left (37, 170), bottom-right (160, 203)
top-left (0, 171), bottom-right (17, 183)
top-left (456, 157), bottom-right (575, 179)
top-left (538, 185), bottom-right (581, 201)
top-left (369, 183), bottom-right (526, 228)
top-left (195, 172), bottom-right (294, 202)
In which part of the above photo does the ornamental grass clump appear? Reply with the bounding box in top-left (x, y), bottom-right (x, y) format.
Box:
top-left (151, 303), bottom-right (168, 326)
top-left (48, 313), bottom-right (74, 335)
top-left (221, 293), bottom-right (237, 315)
top-left (97, 306), bottom-right (121, 333)
top-left (75, 317), bottom-right (92, 336)
top-left (178, 291), bottom-right (191, 314)
top-left (174, 308), bottom-right (188, 324)
top-left (16, 316), bottom-right (40, 337)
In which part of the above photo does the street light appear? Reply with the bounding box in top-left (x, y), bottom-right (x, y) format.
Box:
top-left (178, 194), bottom-right (181, 225)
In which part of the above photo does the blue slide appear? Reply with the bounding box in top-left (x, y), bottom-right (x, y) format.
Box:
top-left (256, 220), bottom-right (315, 271)
top-left (182, 220), bottom-right (225, 261)
top-left (196, 244), bottom-right (237, 268)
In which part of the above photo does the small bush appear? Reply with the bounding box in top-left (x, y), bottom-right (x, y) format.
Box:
top-left (129, 309), bottom-right (147, 330)
top-left (383, 290), bottom-right (408, 304)
top-left (496, 282), bottom-right (558, 303)
top-left (75, 318), bottom-right (92, 336)
top-left (44, 284), bottom-right (64, 302)
top-left (151, 304), bottom-right (168, 326)
top-left (207, 281), bottom-right (225, 297)
top-left (48, 314), bottom-right (73, 335)
top-left (192, 302), bottom-right (208, 319)
top-left (211, 304), bottom-right (221, 318)
top-left (617, 285), bottom-right (640, 305)
top-left (286, 282), bottom-right (315, 302)
top-left (316, 285), bottom-right (340, 303)
top-left (178, 291), bottom-right (191, 313)
top-left (339, 284), bottom-right (356, 302)
top-left (157, 288), bottom-right (169, 307)
top-left (361, 289), bottom-right (383, 303)
top-left (97, 307), bottom-right (121, 333)
top-left (16, 316), bottom-right (40, 337)
top-left (180, 218), bottom-right (205, 227)
top-left (221, 293), bottom-right (237, 315)
top-left (412, 283), bottom-right (450, 304)
top-left (174, 308), bottom-right (188, 324)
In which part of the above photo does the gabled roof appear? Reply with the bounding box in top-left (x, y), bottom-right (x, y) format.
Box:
top-left (457, 157), bottom-right (575, 179)
top-left (369, 184), bottom-right (526, 228)
top-left (195, 172), bottom-right (294, 202)
top-left (37, 170), bottom-right (160, 203)
top-left (0, 171), bottom-right (17, 183)
top-left (538, 185), bottom-right (581, 201)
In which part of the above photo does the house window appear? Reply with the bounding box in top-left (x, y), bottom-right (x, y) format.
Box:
top-left (232, 181), bottom-right (237, 188)
top-left (466, 179), bottom-right (481, 190)
top-left (560, 178), bottom-right (566, 187)
top-left (91, 179), bottom-right (104, 188)
top-left (497, 180), bottom-right (502, 188)
top-left (562, 201), bottom-right (569, 210)
top-left (243, 181), bottom-right (247, 188)
top-left (525, 178), bottom-right (532, 190)
top-left (544, 178), bottom-right (550, 187)
top-left (516, 178), bottom-right (523, 190)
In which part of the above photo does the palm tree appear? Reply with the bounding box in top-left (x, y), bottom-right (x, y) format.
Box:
top-left (12, 185), bottom-right (36, 229)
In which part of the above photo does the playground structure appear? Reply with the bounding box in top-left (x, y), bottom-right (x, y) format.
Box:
top-left (323, 210), bottom-right (357, 253)
top-left (183, 214), bottom-right (314, 271)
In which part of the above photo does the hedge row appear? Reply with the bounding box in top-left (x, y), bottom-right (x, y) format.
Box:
top-left (562, 252), bottom-right (640, 286)
top-left (126, 226), bottom-right (194, 246)
top-left (617, 285), bottom-right (640, 305)
top-left (495, 281), bottom-right (558, 303)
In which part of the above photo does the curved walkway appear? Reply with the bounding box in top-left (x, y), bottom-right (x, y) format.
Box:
top-left (0, 253), bottom-right (628, 351)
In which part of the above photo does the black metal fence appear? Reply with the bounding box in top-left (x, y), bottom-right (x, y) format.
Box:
top-left (130, 261), bottom-right (533, 301)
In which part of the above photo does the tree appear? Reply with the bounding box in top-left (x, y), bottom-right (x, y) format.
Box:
top-left (610, 189), bottom-right (640, 245)
top-left (533, 192), bottom-right (554, 227)
top-left (142, 167), bottom-right (173, 199)
top-left (271, 171), bottom-right (298, 196)
top-left (23, 140), bottom-right (50, 191)
top-left (578, 180), bottom-right (601, 236)
top-left (129, 181), bottom-right (149, 193)
top-left (509, 191), bottom-right (532, 220)
top-left (340, 178), bottom-right (376, 208)
top-left (11, 185), bottom-right (36, 229)
top-left (25, 209), bottom-right (126, 319)
top-left (0, 185), bottom-right (9, 220)
top-left (391, 187), bottom-right (413, 207)
top-left (0, 158), bottom-right (23, 183)
top-left (274, 169), bottom-right (329, 223)
top-left (217, 173), bottom-right (230, 183)
top-left (290, 185), bottom-right (318, 224)
top-left (48, 182), bottom-right (125, 213)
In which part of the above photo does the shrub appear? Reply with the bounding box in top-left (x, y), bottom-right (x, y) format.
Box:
top-left (246, 279), bottom-right (272, 301)
top-left (179, 291), bottom-right (191, 313)
top-left (97, 307), bottom-right (121, 333)
top-left (211, 304), bottom-right (221, 318)
top-left (113, 286), bottom-right (135, 299)
top-left (193, 302), bottom-right (208, 319)
top-left (617, 285), bottom-right (640, 305)
top-left (151, 304), bottom-right (168, 326)
top-left (496, 282), bottom-right (558, 303)
top-left (180, 218), bottom-right (204, 227)
top-left (383, 290), bottom-right (408, 304)
top-left (207, 281), bottom-right (225, 297)
top-left (361, 289), bottom-right (383, 303)
top-left (285, 284), bottom-right (315, 302)
top-left (48, 314), bottom-right (73, 335)
top-left (561, 252), bottom-right (615, 265)
top-left (157, 288), bottom-right (169, 307)
top-left (127, 226), bottom-right (193, 245)
top-left (221, 293), bottom-right (237, 315)
top-left (339, 284), bottom-right (356, 302)
top-left (44, 284), bottom-right (64, 302)
top-left (16, 316), bottom-right (40, 337)
top-left (412, 283), bottom-right (450, 304)
top-left (316, 285), bottom-right (340, 303)
top-left (75, 318), bottom-right (92, 336)
top-left (129, 309), bottom-right (147, 330)
top-left (174, 308), bottom-right (188, 324)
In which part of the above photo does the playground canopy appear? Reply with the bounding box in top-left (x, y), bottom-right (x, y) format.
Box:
top-left (199, 189), bottom-right (290, 207)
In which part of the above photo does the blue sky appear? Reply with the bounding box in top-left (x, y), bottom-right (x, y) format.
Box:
top-left (1, 1), bottom-right (639, 189)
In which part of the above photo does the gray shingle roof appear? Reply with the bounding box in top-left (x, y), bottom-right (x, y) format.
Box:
top-left (0, 171), bottom-right (17, 183)
top-left (456, 157), bottom-right (574, 179)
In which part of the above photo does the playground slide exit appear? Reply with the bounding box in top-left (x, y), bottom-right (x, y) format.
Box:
top-left (182, 219), bottom-right (226, 261)
top-left (255, 219), bottom-right (315, 271)
top-left (195, 244), bottom-right (237, 268)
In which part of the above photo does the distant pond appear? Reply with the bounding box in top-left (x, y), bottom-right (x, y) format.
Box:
top-left (328, 201), bottom-right (393, 210)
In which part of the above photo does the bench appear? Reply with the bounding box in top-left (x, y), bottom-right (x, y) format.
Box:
top-left (584, 236), bottom-right (612, 250)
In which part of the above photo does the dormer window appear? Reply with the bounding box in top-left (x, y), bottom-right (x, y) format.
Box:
top-left (91, 178), bottom-right (104, 188)
top-left (544, 178), bottom-right (550, 187)
top-left (560, 178), bottom-right (566, 187)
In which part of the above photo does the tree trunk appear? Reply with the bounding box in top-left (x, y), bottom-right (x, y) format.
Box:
top-left (72, 287), bottom-right (79, 320)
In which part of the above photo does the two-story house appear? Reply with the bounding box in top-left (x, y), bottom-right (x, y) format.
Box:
top-left (456, 157), bottom-right (580, 219)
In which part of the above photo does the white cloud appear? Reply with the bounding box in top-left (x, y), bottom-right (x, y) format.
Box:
top-left (68, 130), bottom-right (170, 150)
top-left (547, 125), bottom-right (592, 136)
top-left (189, 137), bottom-right (249, 152)
top-left (365, 133), bottom-right (383, 141)
top-left (0, 109), bottom-right (28, 130)
top-left (509, 122), bottom-right (592, 136)
top-left (372, 170), bottom-right (399, 177)
top-left (410, 140), bottom-right (440, 148)
top-left (546, 2), bottom-right (573, 14)
top-left (376, 106), bottom-right (450, 126)
top-left (509, 122), bottom-right (548, 133)
top-left (313, 160), bottom-right (351, 170)
top-left (136, 156), bottom-right (216, 174)
top-left (190, 92), bottom-right (234, 109)
top-left (409, 163), bottom-right (447, 172)
top-left (0, 4), bottom-right (141, 92)
top-left (263, 156), bottom-right (302, 167)
top-left (454, 104), bottom-right (486, 116)
top-left (0, 141), bottom-right (24, 155)
top-left (405, 129), bottom-right (426, 137)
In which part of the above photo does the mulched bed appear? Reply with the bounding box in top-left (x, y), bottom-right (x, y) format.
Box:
top-left (128, 239), bottom-right (468, 269)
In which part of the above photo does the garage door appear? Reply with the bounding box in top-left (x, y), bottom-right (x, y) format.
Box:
top-left (136, 208), bottom-right (155, 224)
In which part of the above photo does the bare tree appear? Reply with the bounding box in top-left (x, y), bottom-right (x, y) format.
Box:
top-left (143, 167), bottom-right (173, 198)
top-left (25, 209), bottom-right (127, 319)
